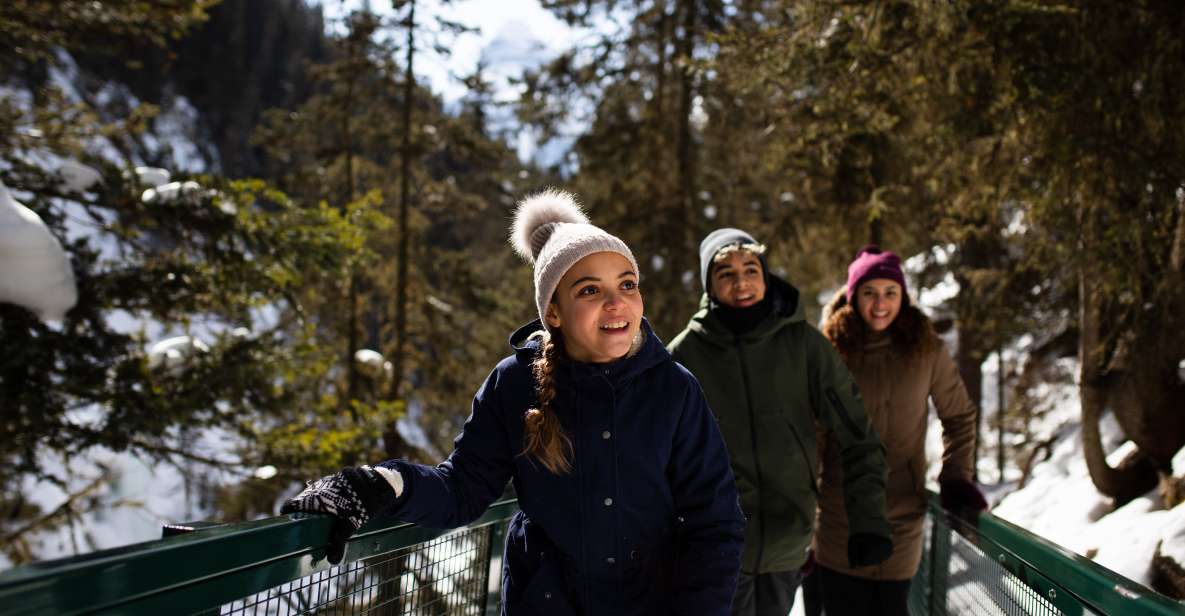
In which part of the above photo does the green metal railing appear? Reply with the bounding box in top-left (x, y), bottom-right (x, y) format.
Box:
top-left (0, 497), bottom-right (518, 615)
top-left (1, 491), bottom-right (1182, 615)
top-left (910, 493), bottom-right (1185, 616)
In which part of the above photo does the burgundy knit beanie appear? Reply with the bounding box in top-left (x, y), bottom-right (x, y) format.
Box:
top-left (846, 245), bottom-right (907, 303)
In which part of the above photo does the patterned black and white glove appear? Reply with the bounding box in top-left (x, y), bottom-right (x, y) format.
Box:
top-left (280, 465), bottom-right (403, 564)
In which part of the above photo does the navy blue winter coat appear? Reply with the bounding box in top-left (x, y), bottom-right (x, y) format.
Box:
top-left (379, 319), bottom-right (745, 616)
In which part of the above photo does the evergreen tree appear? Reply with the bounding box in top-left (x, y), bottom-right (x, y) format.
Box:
top-left (0, 1), bottom-right (385, 562)
top-left (253, 4), bottom-right (534, 466)
top-left (712, 0), bottom-right (1185, 497)
top-left (520, 0), bottom-right (727, 339)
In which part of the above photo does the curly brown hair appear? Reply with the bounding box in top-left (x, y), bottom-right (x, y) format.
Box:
top-left (822, 287), bottom-right (939, 360)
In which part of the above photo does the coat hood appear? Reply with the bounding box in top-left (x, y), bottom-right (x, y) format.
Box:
top-left (508, 317), bottom-right (670, 384)
top-left (685, 274), bottom-right (804, 346)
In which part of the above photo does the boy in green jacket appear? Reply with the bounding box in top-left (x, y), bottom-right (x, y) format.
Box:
top-left (668, 228), bottom-right (892, 616)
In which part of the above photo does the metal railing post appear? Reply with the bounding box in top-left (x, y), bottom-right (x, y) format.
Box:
top-left (929, 512), bottom-right (951, 616)
top-left (483, 517), bottom-right (507, 616)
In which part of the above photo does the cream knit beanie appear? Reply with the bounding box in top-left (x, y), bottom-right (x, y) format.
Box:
top-left (510, 189), bottom-right (639, 328)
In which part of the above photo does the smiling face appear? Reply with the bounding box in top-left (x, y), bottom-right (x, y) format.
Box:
top-left (856, 278), bottom-right (903, 332)
top-left (710, 250), bottom-right (766, 308)
top-left (544, 251), bottom-right (643, 364)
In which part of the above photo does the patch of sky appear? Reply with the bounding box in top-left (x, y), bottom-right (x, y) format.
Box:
top-left (319, 1), bottom-right (612, 166)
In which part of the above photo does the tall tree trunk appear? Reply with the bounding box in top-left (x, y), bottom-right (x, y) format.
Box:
top-left (996, 349), bottom-right (1006, 483)
top-left (384, 0), bottom-right (416, 461)
top-left (1077, 204), bottom-right (1160, 503)
top-left (654, 3), bottom-right (669, 119)
top-left (669, 0), bottom-right (698, 335)
top-left (393, 0), bottom-right (415, 402)
top-left (386, 1), bottom-right (419, 462)
top-left (954, 236), bottom-right (988, 481)
top-left (343, 22), bottom-right (361, 416)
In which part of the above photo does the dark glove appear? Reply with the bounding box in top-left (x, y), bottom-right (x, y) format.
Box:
top-left (940, 477), bottom-right (987, 531)
top-left (847, 532), bottom-right (893, 568)
top-left (940, 477), bottom-right (988, 513)
top-left (280, 464), bottom-right (402, 564)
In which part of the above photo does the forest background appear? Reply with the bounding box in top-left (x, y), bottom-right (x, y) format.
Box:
top-left (1, 0), bottom-right (1183, 598)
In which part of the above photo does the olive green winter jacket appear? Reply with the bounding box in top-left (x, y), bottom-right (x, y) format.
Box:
top-left (667, 276), bottom-right (891, 574)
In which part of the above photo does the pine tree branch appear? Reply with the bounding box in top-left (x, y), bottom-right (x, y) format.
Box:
top-left (0, 474), bottom-right (106, 547)
top-left (126, 437), bottom-right (242, 470)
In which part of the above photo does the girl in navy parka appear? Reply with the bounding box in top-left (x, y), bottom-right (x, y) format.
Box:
top-left (282, 190), bottom-right (745, 616)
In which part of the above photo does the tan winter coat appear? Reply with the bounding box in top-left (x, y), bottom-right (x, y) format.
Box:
top-left (813, 301), bottom-right (977, 580)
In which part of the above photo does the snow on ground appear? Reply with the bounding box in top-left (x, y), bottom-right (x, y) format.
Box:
top-left (990, 392), bottom-right (1185, 588)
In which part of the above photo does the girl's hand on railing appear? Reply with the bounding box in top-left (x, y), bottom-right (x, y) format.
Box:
top-left (280, 465), bottom-right (403, 563)
top-left (939, 477), bottom-right (987, 512)
top-left (939, 477), bottom-right (988, 533)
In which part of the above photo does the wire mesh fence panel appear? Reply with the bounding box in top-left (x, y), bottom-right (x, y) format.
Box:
top-left (944, 528), bottom-right (1064, 616)
top-left (216, 525), bottom-right (494, 616)
top-left (905, 510), bottom-right (1080, 616)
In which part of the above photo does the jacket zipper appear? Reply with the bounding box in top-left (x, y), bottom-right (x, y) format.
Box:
top-left (825, 387), bottom-right (865, 439)
top-left (784, 419), bottom-right (818, 495)
top-left (736, 335), bottom-right (766, 572)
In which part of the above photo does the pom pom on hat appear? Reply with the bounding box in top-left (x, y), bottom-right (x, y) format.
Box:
top-left (511, 189), bottom-right (590, 263)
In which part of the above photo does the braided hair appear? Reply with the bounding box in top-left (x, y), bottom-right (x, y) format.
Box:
top-left (522, 330), bottom-right (574, 474)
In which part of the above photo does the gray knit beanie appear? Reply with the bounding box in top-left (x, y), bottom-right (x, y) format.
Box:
top-left (698, 227), bottom-right (767, 295)
top-left (510, 189), bottom-right (639, 329)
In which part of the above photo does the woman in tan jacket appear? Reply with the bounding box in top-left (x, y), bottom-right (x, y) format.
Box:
top-left (811, 245), bottom-right (987, 616)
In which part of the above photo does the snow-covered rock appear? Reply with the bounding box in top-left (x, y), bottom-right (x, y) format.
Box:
top-left (0, 179), bottom-right (78, 321)
top-left (147, 335), bottom-right (210, 371)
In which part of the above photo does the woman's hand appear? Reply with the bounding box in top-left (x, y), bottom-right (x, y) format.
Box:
top-left (280, 465), bottom-right (403, 563)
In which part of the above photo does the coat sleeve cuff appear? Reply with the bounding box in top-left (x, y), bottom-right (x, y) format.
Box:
top-left (370, 465), bottom-right (404, 497)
